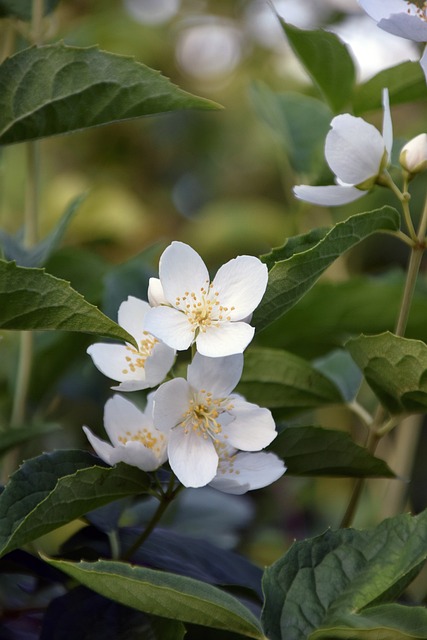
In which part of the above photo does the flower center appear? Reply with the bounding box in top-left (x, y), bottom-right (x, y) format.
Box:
top-left (174, 281), bottom-right (235, 333)
top-left (407, 1), bottom-right (427, 20)
top-left (118, 427), bottom-right (165, 454)
top-left (178, 390), bottom-right (234, 442)
top-left (122, 331), bottom-right (158, 376)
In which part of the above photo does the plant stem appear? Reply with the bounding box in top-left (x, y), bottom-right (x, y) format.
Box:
top-left (24, 142), bottom-right (40, 247)
top-left (31, 0), bottom-right (44, 45)
top-left (122, 478), bottom-right (182, 561)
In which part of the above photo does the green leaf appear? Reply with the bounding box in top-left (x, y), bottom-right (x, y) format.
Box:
top-left (278, 20), bottom-right (355, 112)
top-left (250, 84), bottom-right (332, 174)
top-left (0, 43), bottom-right (220, 145)
top-left (0, 193), bottom-right (86, 267)
top-left (0, 0), bottom-right (60, 19)
top-left (311, 604), bottom-right (427, 640)
top-left (253, 207), bottom-right (400, 332)
top-left (269, 425), bottom-right (394, 478)
top-left (0, 260), bottom-right (137, 346)
top-left (0, 449), bottom-right (150, 557)
top-left (237, 347), bottom-right (343, 414)
top-left (353, 61), bottom-right (427, 115)
top-left (261, 509), bottom-right (427, 640)
top-left (0, 422), bottom-right (60, 457)
top-left (313, 350), bottom-right (363, 403)
top-left (44, 557), bottom-right (264, 639)
top-left (346, 332), bottom-right (427, 414)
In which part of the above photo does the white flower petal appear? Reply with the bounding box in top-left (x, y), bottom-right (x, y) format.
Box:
top-left (144, 306), bottom-right (194, 351)
top-left (222, 398), bottom-right (277, 451)
top-left (196, 321), bottom-right (254, 357)
top-left (117, 296), bottom-right (149, 342)
top-left (82, 426), bottom-right (115, 465)
top-left (382, 88), bottom-right (393, 160)
top-left (358, 0), bottom-right (407, 22)
top-left (103, 394), bottom-right (149, 446)
top-left (378, 13), bottom-right (427, 42)
top-left (153, 378), bottom-right (192, 433)
top-left (144, 341), bottom-right (176, 386)
top-left (293, 184), bottom-right (366, 206)
top-left (421, 46), bottom-right (427, 83)
top-left (109, 440), bottom-right (167, 471)
top-left (325, 114), bottom-right (385, 184)
top-left (209, 451), bottom-right (286, 494)
top-left (168, 427), bottom-right (218, 487)
top-left (187, 352), bottom-right (243, 396)
top-left (147, 278), bottom-right (168, 306)
top-left (87, 343), bottom-right (147, 385)
top-left (159, 241), bottom-right (210, 304)
top-left (211, 256), bottom-right (268, 320)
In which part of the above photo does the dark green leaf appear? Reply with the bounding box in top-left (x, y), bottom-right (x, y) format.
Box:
top-left (0, 450), bottom-right (150, 557)
top-left (278, 20), bottom-right (355, 112)
top-left (353, 61), bottom-right (427, 115)
top-left (313, 350), bottom-right (363, 402)
top-left (44, 557), bottom-right (264, 639)
top-left (0, 422), bottom-right (60, 457)
top-left (0, 0), bottom-right (60, 20)
top-left (0, 260), bottom-right (137, 346)
top-left (311, 604), bottom-right (427, 640)
top-left (253, 207), bottom-right (401, 332)
top-left (0, 193), bottom-right (86, 267)
top-left (0, 43), bottom-right (220, 145)
top-left (346, 332), bottom-right (427, 414)
top-left (269, 425), bottom-right (394, 477)
top-left (237, 347), bottom-right (343, 413)
top-left (262, 509), bottom-right (427, 640)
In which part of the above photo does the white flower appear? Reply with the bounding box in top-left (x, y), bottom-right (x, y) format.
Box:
top-left (294, 89), bottom-right (392, 206)
top-left (359, 0), bottom-right (427, 79)
top-left (144, 242), bottom-right (268, 357)
top-left (87, 296), bottom-right (175, 391)
top-left (209, 449), bottom-right (286, 495)
top-left (152, 353), bottom-right (278, 488)
top-left (399, 132), bottom-right (427, 174)
top-left (83, 394), bottom-right (168, 472)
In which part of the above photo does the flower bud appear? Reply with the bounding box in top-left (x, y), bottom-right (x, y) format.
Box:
top-left (399, 133), bottom-right (427, 175)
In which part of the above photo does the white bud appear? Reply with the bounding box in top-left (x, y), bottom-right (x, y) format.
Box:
top-left (399, 133), bottom-right (427, 175)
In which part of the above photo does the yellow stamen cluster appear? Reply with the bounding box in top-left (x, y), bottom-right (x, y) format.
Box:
top-left (174, 281), bottom-right (236, 333)
top-left (407, 1), bottom-right (427, 19)
top-left (122, 331), bottom-right (158, 376)
top-left (118, 427), bottom-right (165, 454)
top-left (179, 390), bottom-right (234, 442)
top-left (217, 452), bottom-right (241, 476)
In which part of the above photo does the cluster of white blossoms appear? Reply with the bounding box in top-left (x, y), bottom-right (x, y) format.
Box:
top-left (84, 241), bottom-right (286, 493)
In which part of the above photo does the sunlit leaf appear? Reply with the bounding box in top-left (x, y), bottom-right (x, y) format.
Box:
top-left (254, 207), bottom-right (400, 332)
top-left (0, 260), bottom-right (137, 346)
top-left (0, 43), bottom-right (220, 145)
top-left (262, 509), bottom-right (427, 640)
top-left (44, 557), bottom-right (264, 639)
top-left (0, 450), bottom-right (150, 557)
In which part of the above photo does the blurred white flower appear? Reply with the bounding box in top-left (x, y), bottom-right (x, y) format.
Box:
top-left (152, 353), bottom-right (277, 488)
top-left (209, 448), bottom-right (286, 495)
top-left (144, 242), bottom-right (268, 357)
top-left (400, 132), bottom-right (427, 174)
top-left (83, 394), bottom-right (167, 472)
top-left (87, 296), bottom-right (175, 392)
top-left (359, 0), bottom-right (427, 79)
top-left (294, 89), bottom-right (392, 206)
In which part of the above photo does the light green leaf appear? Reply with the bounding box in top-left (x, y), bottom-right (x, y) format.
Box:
top-left (253, 207), bottom-right (400, 332)
top-left (237, 347), bottom-right (343, 413)
top-left (353, 61), bottom-right (427, 115)
top-left (44, 557), bottom-right (264, 639)
top-left (278, 20), bottom-right (355, 112)
top-left (0, 422), bottom-right (60, 457)
top-left (0, 43), bottom-right (220, 145)
top-left (0, 260), bottom-right (137, 346)
top-left (269, 425), bottom-right (394, 478)
top-left (0, 450), bottom-right (150, 557)
top-left (311, 604), bottom-right (427, 640)
top-left (0, 0), bottom-right (60, 19)
top-left (346, 332), bottom-right (427, 414)
top-left (262, 509), bottom-right (427, 640)
top-left (0, 193), bottom-right (86, 267)
top-left (250, 84), bottom-right (332, 174)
